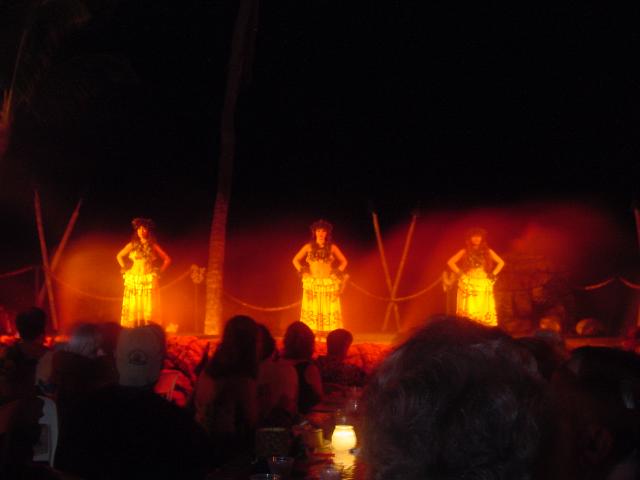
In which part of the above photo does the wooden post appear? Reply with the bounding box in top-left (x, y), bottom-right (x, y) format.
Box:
top-left (372, 212), bottom-right (394, 295)
top-left (382, 213), bottom-right (417, 331)
top-left (373, 212), bottom-right (418, 332)
top-left (34, 190), bottom-right (58, 331)
top-left (372, 212), bottom-right (396, 331)
top-left (37, 199), bottom-right (82, 306)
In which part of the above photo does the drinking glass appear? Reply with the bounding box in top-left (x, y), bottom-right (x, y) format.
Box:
top-left (267, 456), bottom-right (294, 479)
top-left (250, 475), bottom-right (281, 480)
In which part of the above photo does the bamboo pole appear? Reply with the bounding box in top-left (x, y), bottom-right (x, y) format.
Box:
top-left (372, 212), bottom-right (394, 294)
top-left (372, 212), bottom-right (396, 331)
top-left (36, 199), bottom-right (82, 306)
top-left (373, 212), bottom-right (418, 332)
top-left (382, 213), bottom-right (418, 331)
top-left (34, 190), bottom-right (58, 330)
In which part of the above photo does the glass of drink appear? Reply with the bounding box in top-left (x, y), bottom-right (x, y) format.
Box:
top-left (267, 456), bottom-right (294, 479)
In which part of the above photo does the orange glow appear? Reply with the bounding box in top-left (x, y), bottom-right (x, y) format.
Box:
top-left (50, 202), bottom-right (635, 335)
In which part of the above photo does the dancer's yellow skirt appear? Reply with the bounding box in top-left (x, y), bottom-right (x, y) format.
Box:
top-left (456, 276), bottom-right (497, 327)
top-left (300, 276), bottom-right (343, 333)
top-left (120, 271), bottom-right (159, 328)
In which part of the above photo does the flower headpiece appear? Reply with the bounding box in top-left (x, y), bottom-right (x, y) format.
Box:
top-left (309, 219), bottom-right (333, 234)
top-left (465, 227), bottom-right (487, 240)
top-left (131, 217), bottom-right (155, 230)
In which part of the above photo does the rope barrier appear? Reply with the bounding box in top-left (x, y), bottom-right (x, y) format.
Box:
top-left (45, 268), bottom-right (193, 303)
top-left (581, 278), bottom-right (616, 291)
top-left (223, 292), bottom-right (300, 312)
top-left (394, 277), bottom-right (443, 301)
top-left (347, 282), bottom-right (390, 301)
top-left (0, 266), bottom-right (36, 279)
top-left (49, 272), bottom-right (120, 302)
top-left (619, 277), bottom-right (640, 290)
top-left (349, 276), bottom-right (442, 302)
top-left (158, 269), bottom-right (192, 290)
top-left (3, 261), bottom-right (639, 311)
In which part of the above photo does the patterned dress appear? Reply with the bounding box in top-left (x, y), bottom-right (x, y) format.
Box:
top-left (120, 242), bottom-right (160, 328)
top-left (456, 248), bottom-right (498, 327)
top-left (300, 245), bottom-right (343, 333)
top-left (456, 275), bottom-right (497, 327)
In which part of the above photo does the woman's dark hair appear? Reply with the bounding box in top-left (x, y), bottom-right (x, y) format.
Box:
top-left (326, 328), bottom-right (353, 358)
top-left (257, 323), bottom-right (277, 361)
top-left (515, 335), bottom-right (568, 381)
top-left (206, 315), bottom-right (259, 379)
top-left (461, 227), bottom-right (493, 272)
top-left (97, 322), bottom-right (123, 357)
top-left (552, 346), bottom-right (640, 474)
top-left (308, 219), bottom-right (333, 244)
top-left (131, 217), bottom-right (155, 230)
top-left (283, 321), bottom-right (315, 361)
top-left (15, 307), bottom-right (47, 341)
top-left (465, 227), bottom-right (488, 242)
top-left (130, 217), bottom-right (157, 244)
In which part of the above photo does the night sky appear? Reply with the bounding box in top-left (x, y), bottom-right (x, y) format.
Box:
top-left (1, 2), bottom-right (639, 327)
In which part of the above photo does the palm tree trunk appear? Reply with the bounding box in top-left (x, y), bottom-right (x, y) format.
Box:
top-left (204, 0), bottom-right (259, 335)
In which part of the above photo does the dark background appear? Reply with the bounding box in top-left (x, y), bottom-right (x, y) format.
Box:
top-left (0, 1), bottom-right (639, 332)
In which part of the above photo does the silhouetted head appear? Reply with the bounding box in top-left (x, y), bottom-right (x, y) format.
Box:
top-left (207, 315), bottom-right (260, 379)
top-left (283, 321), bottom-right (315, 361)
top-left (116, 325), bottom-right (165, 388)
top-left (549, 346), bottom-right (640, 479)
top-left (97, 322), bottom-right (124, 357)
top-left (362, 314), bottom-right (551, 480)
top-left (257, 323), bottom-right (276, 361)
top-left (15, 307), bottom-right (47, 342)
top-left (326, 328), bottom-right (353, 359)
top-left (66, 322), bottom-right (103, 359)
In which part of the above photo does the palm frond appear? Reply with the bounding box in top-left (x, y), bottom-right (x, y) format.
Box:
top-left (11, 0), bottom-right (91, 111)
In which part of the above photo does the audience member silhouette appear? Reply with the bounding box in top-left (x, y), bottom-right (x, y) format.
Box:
top-left (192, 315), bottom-right (261, 466)
top-left (315, 328), bottom-right (367, 393)
top-left (55, 324), bottom-right (210, 479)
top-left (256, 323), bottom-right (298, 425)
top-left (282, 321), bottom-right (323, 414)
top-left (548, 346), bottom-right (640, 480)
top-left (361, 315), bottom-right (552, 480)
top-left (515, 330), bottom-right (569, 382)
top-left (5, 307), bottom-right (638, 480)
top-left (0, 394), bottom-right (64, 479)
top-left (0, 308), bottom-right (63, 479)
top-left (49, 323), bottom-right (117, 426)
top-left (1, 307), bottom-right (49, 400)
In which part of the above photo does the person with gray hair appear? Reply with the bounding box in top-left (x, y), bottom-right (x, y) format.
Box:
top-left (361, 315), bottom-right (552, 480)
